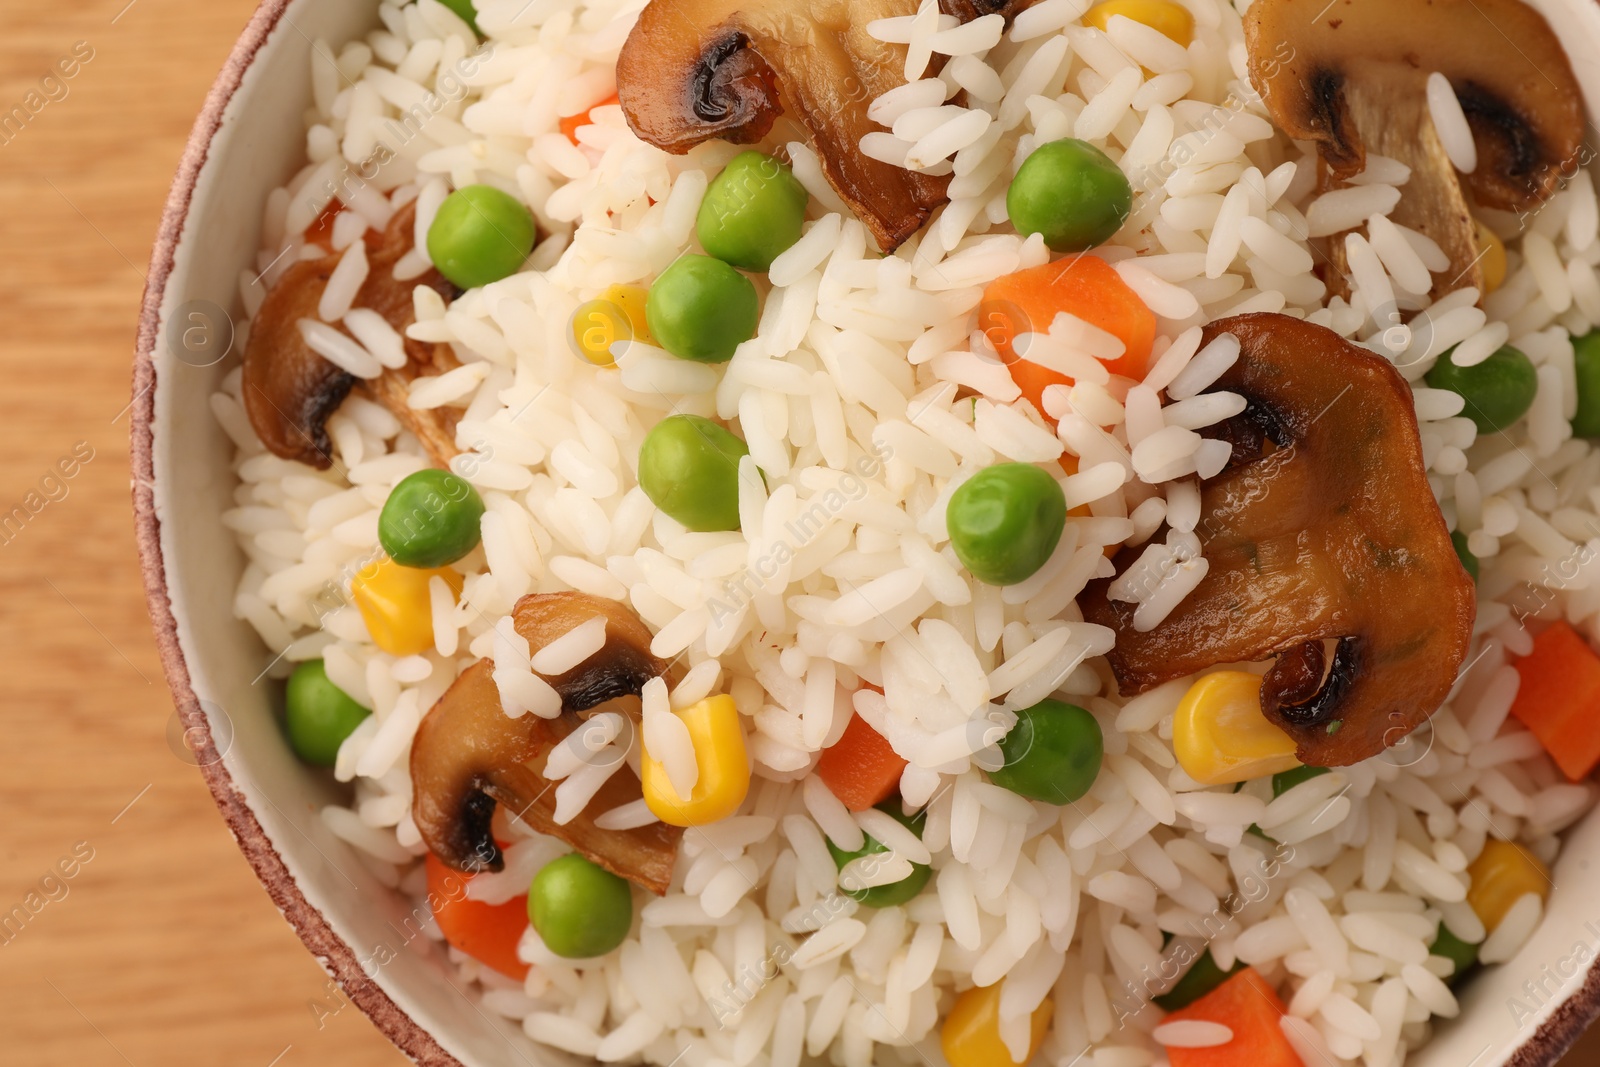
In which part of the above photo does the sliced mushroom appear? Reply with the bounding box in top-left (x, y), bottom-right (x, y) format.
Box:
top-left (1079, 313), bottom-right (1476, 766)
top-left (939, 0), bottom-right (1036, 21)
top-left (410, 661), bottom-right (682, 894)
top-left (615, 0), bottom-right (952, 251)
top-left (1321, 63), bottom-right (1485, 303)
top-left (1245, 0), bottom-right (1583, 301)
top-left (410, 593), bottom-right (681, 893)
top-left (240, 256), bottom-right (356, 469)
top-left (241, 201), bottom-right (463, 470)
top-left (510, 591), bottom-right (669, 709)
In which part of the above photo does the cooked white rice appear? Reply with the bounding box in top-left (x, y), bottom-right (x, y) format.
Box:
top-left (211, 0), bottom-right (1600, 1063)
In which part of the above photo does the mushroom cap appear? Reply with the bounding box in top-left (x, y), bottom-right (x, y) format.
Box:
top-left (1244, 0), bottom-right (1585, 211)
top-left (510, 591), bottom-right (669, 710)
top-left (1080, 313), bottom-right (1477, 766)
top-left (615, 0), bottom-right (950, 250)
top-left (409, 660), bottom-right (682, 894)
top-left (241, 201), bottom-right (462, 469)
top-left (940, 0), bottom-right (1036, 19)
top-left (241, 253), bottom-right (356, 469)
top-left (410, 593), bottom-right (683, 892)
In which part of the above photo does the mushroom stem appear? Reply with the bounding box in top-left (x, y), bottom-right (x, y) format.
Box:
top-left (1325, 71), bottom-right (1482, 304)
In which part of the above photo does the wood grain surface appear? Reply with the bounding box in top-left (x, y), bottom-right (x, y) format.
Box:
top-left (0, 0), bottom-right (407, 1062)
top-left (1, 1), bottom-right (1598, 1066)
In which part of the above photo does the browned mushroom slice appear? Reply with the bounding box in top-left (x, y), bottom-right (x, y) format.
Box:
top-left (1079, 313), bottom-right (1476, 766)
top-left (511, 591), bottom-right (669, 709)
top-left (410, 660), bottom-right (682, 894)
top-left (352, 203), bottom-right (467, 465)
top-left (615, 0), bottom-right (951, 251)
top-left (240, 256), bottom-right (357, 468)
top-left (241, 201), bottom-right (462, 470)
top-left (1244, 0), bottom-right (1584, 301)
top-left (939, 0), bottom-right (1036, 20)
top-left (412, 592), bottom-right (681, 892)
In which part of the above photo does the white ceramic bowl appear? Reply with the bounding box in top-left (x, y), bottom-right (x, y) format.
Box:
top-left (132, 1), bottom-right (1600, 1063)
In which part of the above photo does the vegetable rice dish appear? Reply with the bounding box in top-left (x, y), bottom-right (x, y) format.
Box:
top-left (212, 0), bottom-right (1600, 1062)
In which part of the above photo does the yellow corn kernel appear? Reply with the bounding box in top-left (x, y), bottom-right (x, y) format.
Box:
top-left (642, 695), bottom-right (751, 827)
top-left (941, 982), bottom-right (1053, 1067)
top-left (1475, 219), bottom-right (1507, 294)
top-left (571, 284), bottom-right (653, 367)
top-left (1173, 670), bottom-right (1301, 786)
top-left (1467, 839), bottom-right (1550, 933)
top-left (350, 557), bottom-right (463, 657)
top-left (1083, 0), bottom-right (1195, 47)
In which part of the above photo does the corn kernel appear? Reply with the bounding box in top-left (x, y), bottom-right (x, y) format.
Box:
top-left (571, 284), bottom-right (653, 367)
top-left (941, 982), bottom-right (1053, 1067)
top-left (1475, 219), bottom-right (1507, 294)
top-left (1467, 839), bottom-right (1550, 933)
top-left (642, 695), bottom-right (751, 826)
top-left (1084, 0), bottom-right (1195, 47)
top-left (1173, 671), bottom-right (1301, 786)
top-left (350, 557), bottom-right (462, 657)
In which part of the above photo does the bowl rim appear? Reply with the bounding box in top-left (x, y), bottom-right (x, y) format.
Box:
top-left (128, 2), bottom-right (1600, 1066)
top-left (129, 2), bottom-right (464, 1063)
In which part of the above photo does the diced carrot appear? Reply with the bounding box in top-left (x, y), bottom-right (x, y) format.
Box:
top-left (1163, 967), bottom-right (1303, 1067)
top-left (1509, 621), bottom-right (1600, 780)
top-left (561, 93), bottom-right (620, 144)
top-left (978, 255), bottom-right (1155, 419)
top-left (815, 701), bottom-right (907, 813)
top-left (425, 853), bottom-right (531, 980)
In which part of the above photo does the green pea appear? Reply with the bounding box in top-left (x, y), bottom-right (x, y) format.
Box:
top-left (1006, 138), bottom-right (1132, 252)
top-left (946, 463), bottom-right (1067, 585)
top-left (438, 0), bottom-right (479, 32)
top-left (1424, 342), bottom-right (1537, 436)
top-left (426, 185), bottom-right (537, 290)
top-left (285, 660), bottom-right (370, 766)
top-left (378, 469), bottom-right (486, 568)
top-left (826, 802), bottom-right (933, 908)
top-left (529, 853), bottom-right (634, 959)
top-left (990, 699), bottom-right (1103, 805)
top-left (1452, 530), bottom-right (1480, 582)
top-left (638, 415), bottom-right (751, 531)
top-left (1429, 921), bottom-right (1479, 983)
top-left (1151, 949), bottom-right (1245, 1011)
top-left (645, 255), bottom-right (759, 363)
top-left (1571, 329), bottom-right (1600, 437)
top-left (1271, 764), bottom-right (1330, 798)
top-left (697, 151), bottom-right (810, 272)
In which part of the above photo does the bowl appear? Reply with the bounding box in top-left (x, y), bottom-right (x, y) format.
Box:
top-left (131, 1), bottom-right (1600, 1064)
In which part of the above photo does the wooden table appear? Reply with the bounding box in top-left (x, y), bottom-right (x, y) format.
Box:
top-left (2, 1), bottom-right (1597, 1065)
top-left (0, 1), bottom-right (406, 1062)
